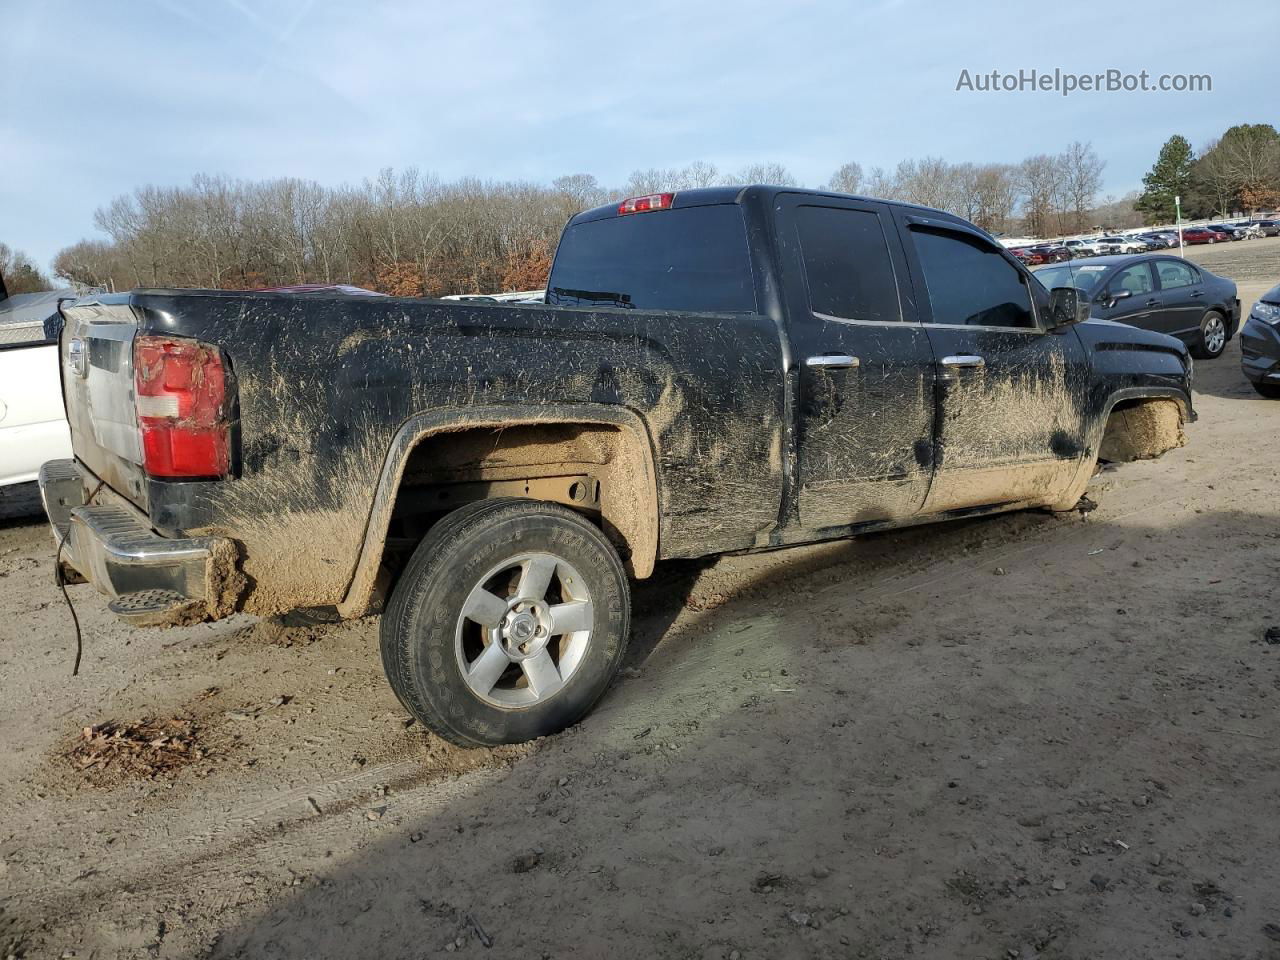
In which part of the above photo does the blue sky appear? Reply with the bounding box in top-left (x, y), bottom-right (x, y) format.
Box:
top-left (3, 0), bottom-right (1277, 273)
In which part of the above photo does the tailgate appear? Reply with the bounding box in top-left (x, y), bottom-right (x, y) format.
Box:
top-left (60, 300), bottom-right (149, 509)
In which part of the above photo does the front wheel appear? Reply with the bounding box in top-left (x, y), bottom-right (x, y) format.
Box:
top-left (1252, 381), bottom-right (1280, 399)
top-left (1192, 311), bottom-right (1228, 359)
top-left (380, 498), bottom-right (631, 746)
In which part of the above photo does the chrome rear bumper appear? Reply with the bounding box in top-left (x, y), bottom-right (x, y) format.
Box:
top-left (39, 459), bottom-right (228, 607)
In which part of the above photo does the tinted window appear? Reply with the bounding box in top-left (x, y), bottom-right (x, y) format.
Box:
top-left (1156, 260), bottom-right (1198, 289)
top-left (547, 205), bottom-right (755, 313)
top-left (911, 227), bottom-right (1035, 328)
top-left (794, 206), bottom-right (901, 322)
top-left (1110, 262), bottom-right (1156, 296)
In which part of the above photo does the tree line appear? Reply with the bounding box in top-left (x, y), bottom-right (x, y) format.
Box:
top-left (41, 142), bottom-right (1107, 296)
top-left (18, 126), bottom-right (1272, 299)
top-left (1137, 124), bottom-right (1280, 223)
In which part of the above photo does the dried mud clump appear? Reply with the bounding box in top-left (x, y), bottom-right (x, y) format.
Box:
top-left (1098, 399), bottom-right (1187, 463)
top-left (67, 718), bottom-right (205, 785)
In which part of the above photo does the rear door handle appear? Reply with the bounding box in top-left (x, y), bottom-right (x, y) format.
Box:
top-left (805, 354), bottom-right (860, 370)
top-left (1191, 290), bottom-right (1204, 298)
top-left (939, 354), bottom-right (985, 369)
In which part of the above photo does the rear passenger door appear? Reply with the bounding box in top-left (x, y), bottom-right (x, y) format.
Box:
top-left (1152, 258), bottom-right (1205, 339)
top-left (775, 195), bottom-right (937, 530)
top-left (893, 213), bottom-right (1092, 514)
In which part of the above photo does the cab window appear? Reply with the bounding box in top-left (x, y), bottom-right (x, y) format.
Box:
top-left (910, 226), bottom-right (1035, 328)
top-left (794, 206), bottom-right (902, 323)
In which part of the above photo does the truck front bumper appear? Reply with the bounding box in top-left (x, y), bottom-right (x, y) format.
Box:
top-left (39, 459), bottom-right (238, 624)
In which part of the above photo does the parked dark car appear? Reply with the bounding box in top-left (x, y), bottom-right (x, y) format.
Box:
top-left (1035, 254), bottom-right (1239, 358)
top-left (1207, 223), bottom-right (1246, 240)
top-left (1031, 243), bottom-right (1070, 263)
top-left (43, 186), bottom-right (1194, 746)
top-left (1240, 282), bottom-right (1280, 397)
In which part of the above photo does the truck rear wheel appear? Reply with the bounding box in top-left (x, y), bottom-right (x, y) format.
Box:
top-left (380, 498), bottom-right (630, 746)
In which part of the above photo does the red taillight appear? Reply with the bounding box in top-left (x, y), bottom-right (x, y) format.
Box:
top-left (618, 192), bottom-right (674, 215)
top-left (134, 335), bottom-right (230, 479)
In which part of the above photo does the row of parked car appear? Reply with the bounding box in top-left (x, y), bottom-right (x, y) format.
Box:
top-left (1011, 219), bottom-right (1280, 265)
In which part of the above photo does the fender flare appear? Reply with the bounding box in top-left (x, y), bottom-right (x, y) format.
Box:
top-left (337, 403), bottom-right (660, 618)
top-left (1053, 386), bottom-right (1193, 509)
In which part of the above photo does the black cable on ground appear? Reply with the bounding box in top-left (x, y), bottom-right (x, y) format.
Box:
top-left (55, 479), bottom-right (104, 676)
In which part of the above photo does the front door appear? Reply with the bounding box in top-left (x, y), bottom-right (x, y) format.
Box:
top-left (776, 195), bottom-right (937, 530)
top-left (1095, 260), bottom-right (1162, 333)
top-left (894, 213), bottom-right (1092, 514)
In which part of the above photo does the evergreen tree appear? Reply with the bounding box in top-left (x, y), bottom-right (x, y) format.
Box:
top-left (1136, 135), bottom-right (1195, 224)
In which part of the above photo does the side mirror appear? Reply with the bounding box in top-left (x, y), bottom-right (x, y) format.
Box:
top-left (1049, 286), bottom-right (1092, 331)
top-left (1098, 287), bottom-right (1132, 308)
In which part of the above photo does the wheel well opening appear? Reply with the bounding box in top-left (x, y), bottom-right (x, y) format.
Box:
top-left (1097, 397), bottom-right (1187, 463)
top-left (378, 421), bottom-right (657, 589)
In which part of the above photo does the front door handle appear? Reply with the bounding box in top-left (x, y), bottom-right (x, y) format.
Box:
top-left (939, 354), bottom-right (985, 369)
top-left (806, 354), bottom-right (860, 370)
top-left (1145, 298), bottom-right (1160, 307)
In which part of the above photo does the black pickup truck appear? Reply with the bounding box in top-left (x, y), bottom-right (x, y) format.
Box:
top-left (42, 186), bottom-right (1194, 745)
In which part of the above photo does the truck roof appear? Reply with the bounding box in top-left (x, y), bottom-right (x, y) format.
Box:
top-left (569, 184), bottom-right (970, 230)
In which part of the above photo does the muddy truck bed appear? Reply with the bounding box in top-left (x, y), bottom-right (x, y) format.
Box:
top-left (44, 185), bottom-right (1193, 745)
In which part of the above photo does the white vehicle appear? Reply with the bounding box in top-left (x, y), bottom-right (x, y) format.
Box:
top-left (1095, 236), bottom-right (1146, 255)
top-left (1063, 238), bottom-right (1102, 257)
top-left (0, 290), bottom-right (73, 488)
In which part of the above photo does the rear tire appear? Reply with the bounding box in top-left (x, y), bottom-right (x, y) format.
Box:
top-left (380, 498), bottom-right (631, 747)
top-left (1252, 381), bottom-right (1280, 399)
top-left (1191, 310), bottom-right (1228, 359)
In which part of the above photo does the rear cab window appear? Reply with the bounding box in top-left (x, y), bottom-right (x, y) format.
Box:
top-left (547, 204), bottom-right (756, 313)
top-left (793, 205), bottom-right (902, 323)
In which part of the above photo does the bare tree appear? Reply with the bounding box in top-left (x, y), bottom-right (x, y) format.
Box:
top-left (1192, 140), bottom-right (1237, 217)
top-left (1057, 141), bottom-right (1105, 233)
top-left (893, 157), bottom-right (966, 211)
top-left (827, 161), bottom-right (863, 195)
top-left (1018, 154), bottom-right (1064, 237)
top-left (953, 163), bottom-right (1018, 234)
top-left (728, 162), bottom-right (798, 187)
top-left (680, 160), bottom-right (722, 188)
top-left (862, 166), bottom-right (899, 200)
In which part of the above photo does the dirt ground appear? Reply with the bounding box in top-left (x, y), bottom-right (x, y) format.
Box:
top-left (2, 250), bottom-right (1279, 960)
